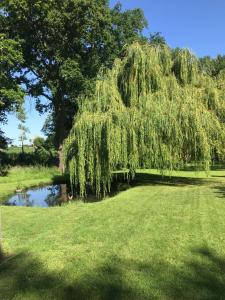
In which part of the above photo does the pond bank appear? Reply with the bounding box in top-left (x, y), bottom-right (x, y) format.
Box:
top-left (0, 166), bottom-right (67, 202)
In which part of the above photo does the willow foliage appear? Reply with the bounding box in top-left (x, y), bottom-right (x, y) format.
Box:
top-left (64, 43), bottom-right (225, 197)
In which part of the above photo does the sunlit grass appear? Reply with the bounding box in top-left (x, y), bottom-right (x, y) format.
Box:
top-left (1, 167), bottom-right (225, 298)
top-left (6, 146), bottom-right (34, 154)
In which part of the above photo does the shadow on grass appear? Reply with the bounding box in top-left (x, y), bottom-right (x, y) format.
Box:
top-left (60, 171), bottom-right (206, 203)
top-left (52, 173), bottom-right (70, 185)
top-left (0, 246), bottom-right (4, 264)
top-left (109, 172), bottom-right (205, 199)
top-left (132, 172), bottom-right (204, 187)
top-left (0, 166), bottom-right (9, 177)
top-left (210, 165), bottom-right (225, 171)
top-left (213, 185), bottom-right (225, 199)
top-left (0, 252), bottom-right (141, 300)
top-left (1, 246), bottom-right (225, 299)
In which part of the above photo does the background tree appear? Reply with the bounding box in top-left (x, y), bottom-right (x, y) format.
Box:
top-left (33, 136), bottom-right (57, 165)
top-left (0, 34), bottom-right (24, 149)
top-left (149, 32), bottom-right (166, 46)
top-left (0, 0), bottom-right (148, 170)
top-left (18, 124), bottom-right (30, 154)
top-left (33, 137), bottom-right (46, 149)
top-left (200, 54), bottom-right (225, 76)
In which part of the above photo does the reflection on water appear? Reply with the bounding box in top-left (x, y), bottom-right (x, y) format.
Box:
top-left (5, 184), bottom-right (69, 207)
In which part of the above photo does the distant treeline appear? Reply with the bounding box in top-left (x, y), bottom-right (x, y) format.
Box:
top-left (0, 141), bottom-right (58, 167)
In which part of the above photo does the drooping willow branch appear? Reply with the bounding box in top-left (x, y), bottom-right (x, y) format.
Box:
top-left (64, 43), bottom-right (225, 197)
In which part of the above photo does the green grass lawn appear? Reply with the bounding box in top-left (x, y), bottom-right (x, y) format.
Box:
top-left (0, 166), bottom-right (62, 201)
top-left (1, 167), bottom-right (225, 299)
top-left (6, 146), bottom-right (34, 154)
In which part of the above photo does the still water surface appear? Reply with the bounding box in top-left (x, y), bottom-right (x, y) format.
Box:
top-left (5, 184), bottom-right (68, 207)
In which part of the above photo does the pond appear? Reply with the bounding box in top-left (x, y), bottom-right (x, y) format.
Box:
top-left (4, 184), bottom-right (70, 207)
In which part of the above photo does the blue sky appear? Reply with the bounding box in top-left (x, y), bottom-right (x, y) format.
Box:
top-left (3, 0), bottom-right (225, 145)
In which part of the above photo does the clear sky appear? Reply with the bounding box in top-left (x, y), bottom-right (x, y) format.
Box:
top-left (3, 0), bottom-right (225, 145)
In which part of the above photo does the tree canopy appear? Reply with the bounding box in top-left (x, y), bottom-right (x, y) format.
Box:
top-left (64, 43), bottom-right (225, 197)
top-left (200, 54), bottom-right (225, 77)
top-left (0, 34), bottom-right (24, 148)
top-left (0, 0), bottom-right (147, 168)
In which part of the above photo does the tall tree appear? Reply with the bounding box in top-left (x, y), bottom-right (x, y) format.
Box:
top-left (0, 34), bottom-right (24, 149)
top-left (0, 0), bottom-right (147, 170)
top-left (64, 43), bottom-right (225, 197)
top-left (18, 123), bottom-right (30, 154)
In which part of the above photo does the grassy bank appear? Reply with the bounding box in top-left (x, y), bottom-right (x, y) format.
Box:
top-left (1, 168), bottom-right (225, 299)
top-left (0, 166), bottom-right (62, 201)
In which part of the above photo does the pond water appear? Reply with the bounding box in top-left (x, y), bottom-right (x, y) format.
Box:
top-left (4, 184), bottom-right (69, 207)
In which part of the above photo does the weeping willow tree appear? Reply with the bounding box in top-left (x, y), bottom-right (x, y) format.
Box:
top-left (64, 43), bottom-right (225, 197)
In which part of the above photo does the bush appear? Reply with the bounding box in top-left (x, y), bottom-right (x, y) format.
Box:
top-left (33, 137), bottom-right (58, 166)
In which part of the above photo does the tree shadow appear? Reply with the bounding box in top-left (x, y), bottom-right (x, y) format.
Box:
top-left (166, 246), bottom-right (225, 299)
top-left (186, 247), bottom-right (225, 299)
top-left (58, 171), bottom-right (206, 203)
top-left (210, 165), bottom-right (225, 171)
top-left (212, 185), bottom-right (225, 199)
top-left (0, 252), bottom-right (63, 299)
top-left (132, 172), bottom-right (205, 187)
top-left (1, 246), bottom-right (225, 299)
top-left (0, 252), bottom-right (143, 300)
top-left (52, 173), bottom-right (69, 184)
top-left (109, 172), bottom-right (206, 199)
top-left (0, 245), bottom-right (4, 264)
top-left (0, 165), bottom-right (9, 177)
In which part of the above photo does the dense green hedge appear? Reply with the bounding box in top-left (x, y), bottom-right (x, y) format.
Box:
top-left (0, 148), bottom-right (58, 167)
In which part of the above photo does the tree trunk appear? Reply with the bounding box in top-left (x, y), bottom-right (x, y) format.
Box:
top-left (21, 140), bottom-right (24, 154)
top-left (0, 209), bottom-right (3, 263)
top-left (60, 184), bottom-right (67, 202)
top-left (54, 91), bottom-right (67, 172)
top-left (58, 145), bottom-right (65, 173)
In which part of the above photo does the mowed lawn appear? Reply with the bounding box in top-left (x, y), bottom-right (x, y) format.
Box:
top-left (1, 168), bottom-right (225, 299)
